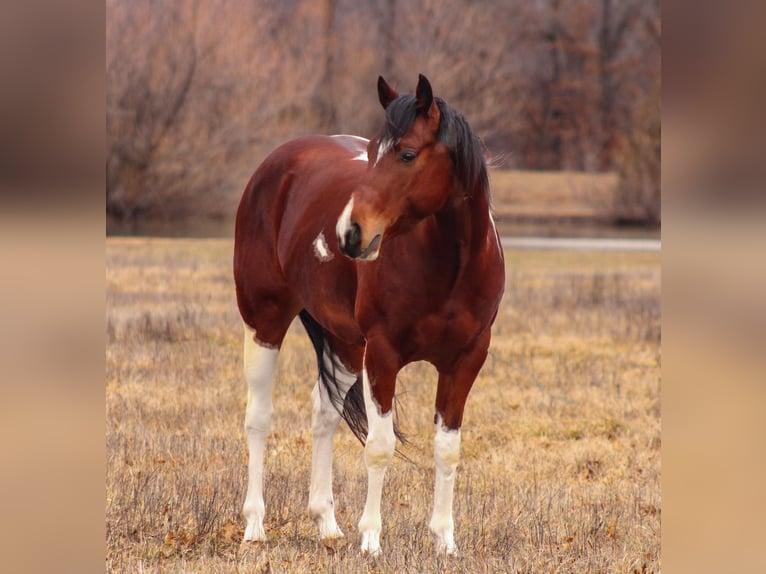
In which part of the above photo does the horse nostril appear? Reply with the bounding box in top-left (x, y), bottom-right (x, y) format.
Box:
top-left (344, 222), bottom-right (362, 255)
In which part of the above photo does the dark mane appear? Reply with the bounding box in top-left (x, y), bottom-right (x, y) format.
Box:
top-left (380, 95), bottom-right (490, 201)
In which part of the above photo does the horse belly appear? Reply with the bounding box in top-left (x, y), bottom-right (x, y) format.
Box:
top-left (276, 175), bottom-right (364, 348)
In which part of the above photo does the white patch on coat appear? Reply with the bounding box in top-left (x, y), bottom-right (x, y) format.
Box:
top-left (313, 231), bottom-right (334, 262)
top-left (329, 134), bottom-right (369, 162)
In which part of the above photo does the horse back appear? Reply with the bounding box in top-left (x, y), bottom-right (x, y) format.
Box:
top-left (234, 135), bottom-right (368, 350)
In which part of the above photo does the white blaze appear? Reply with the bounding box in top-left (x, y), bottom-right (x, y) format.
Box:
top-left (374, 138), bottom-right (394, 166)
top-left (336, 197), bottom-right (354, 247)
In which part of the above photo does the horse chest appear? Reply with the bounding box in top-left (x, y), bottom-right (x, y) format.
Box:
top-left (357, 274), bottom-right (487, 365)
top-left (411, 309), bottom-right (482, 360)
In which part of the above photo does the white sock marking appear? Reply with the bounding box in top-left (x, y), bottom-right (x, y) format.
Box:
top-left (242, 325), bottom-right (280, 541)
top-left (430, 414), bottom-right (461, 554)
top-left (358, 357), bottom-right (395, 555)
top-left (308, 350), bottom-right (356, 539)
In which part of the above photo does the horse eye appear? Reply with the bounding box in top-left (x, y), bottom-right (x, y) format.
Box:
top-left (399, 150), bottom-right (417, 163)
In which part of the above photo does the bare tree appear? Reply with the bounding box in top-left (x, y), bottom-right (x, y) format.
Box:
top-left (106, 1), bottom-right (198, 219)
top-left (107, 0), bottom-right (298, 222)
top-left (106, 0), bottom-right (660, 226)
top-left (596, 0), bottom-right (646, 170)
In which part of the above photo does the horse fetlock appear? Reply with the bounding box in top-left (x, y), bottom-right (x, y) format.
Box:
top-left (309, 497), bottom-right (343, 539)
top-left (315, 514), bottom-right (344, 540)
top-left (243, 496), bottom-right (264, 516)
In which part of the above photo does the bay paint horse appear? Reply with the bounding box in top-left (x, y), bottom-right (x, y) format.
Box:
top-left (233, 74), bottom-right (505, 555)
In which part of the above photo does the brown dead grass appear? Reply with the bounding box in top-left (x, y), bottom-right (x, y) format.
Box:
top-left (106, 237), bottom-right (660, 573)
top-left (489, 169), bottom-right (620, 223)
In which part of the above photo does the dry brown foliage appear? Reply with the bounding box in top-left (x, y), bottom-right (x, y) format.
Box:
top-left (106, 238), bottom-right (660, 572)
top-left (106, 0), bottom-right (660, 226)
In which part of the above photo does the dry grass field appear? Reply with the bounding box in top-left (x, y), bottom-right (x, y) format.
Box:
top-left (106, 237), bottom-right (660, 573)
top-left (489, 170), bottom-right (620, 223)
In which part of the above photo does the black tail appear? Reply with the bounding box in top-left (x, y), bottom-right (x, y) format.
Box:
top-left (298, 310), bottom-right (407, 448)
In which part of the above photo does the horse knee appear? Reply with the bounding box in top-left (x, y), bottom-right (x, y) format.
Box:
top-left (365, 420), bottom-right (395, 468)
top-left (434, 423), bottom-right (461, 472)
top-left (311, 382), bottom-right (342, 435)
top-left (244, 401), bottom-right (273, 435)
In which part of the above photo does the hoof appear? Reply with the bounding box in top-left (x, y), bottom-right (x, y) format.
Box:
top-left (360, 532), bottom-right (381, 557)
top-left (243, 521), bottom-right (267, 543)
top-left (318, 524), bottom-right (345, 540)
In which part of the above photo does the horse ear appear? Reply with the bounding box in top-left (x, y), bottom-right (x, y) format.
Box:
top-left (415, 74), bottom-right (434, 116)
top-left (378, 76), bottom-right (398, 110)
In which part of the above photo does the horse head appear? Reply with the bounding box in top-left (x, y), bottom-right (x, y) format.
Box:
top-left (336, 74), bottom-right (456, 260)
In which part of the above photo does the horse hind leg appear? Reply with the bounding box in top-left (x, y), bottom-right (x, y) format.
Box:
top-left (241, 324), bottom-right (280, 542)
top-left (300, 312), bottom-right (360, 540)
top-left (308, 357), bottom-right (357, 539)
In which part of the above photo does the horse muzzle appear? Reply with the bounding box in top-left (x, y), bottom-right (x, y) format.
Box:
top-left (336, 197), bottom-right (382, 261)
top-left (338, 223), bottom-right (382, 260)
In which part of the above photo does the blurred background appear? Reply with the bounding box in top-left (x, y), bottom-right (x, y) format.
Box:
top-left (105, 0), bottom-right (660, 237)
top-left (2, 0), bottom-right (766, 572)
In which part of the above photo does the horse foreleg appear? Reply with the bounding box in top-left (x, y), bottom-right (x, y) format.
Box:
top-left (430, 339), bottom-right (488, 554)
top-left (241, 326), bottom-right (279, 542)
top-left (308, 352), bottom-right (356, 540)
top-left (357, 349), bottom-right (397, 556)
top-left (430, 415), bottom-right (461, 554)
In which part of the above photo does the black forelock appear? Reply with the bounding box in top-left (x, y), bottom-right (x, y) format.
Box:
top-left (380, 94), bottom-right (419, 144)
top-left (378, 95), bottom-right (490, 200)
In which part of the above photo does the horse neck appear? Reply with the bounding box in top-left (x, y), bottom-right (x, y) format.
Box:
top-left (437, 186), bottom-right (493, 254)
top-left (432, 186), bottom-right (494, 289)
